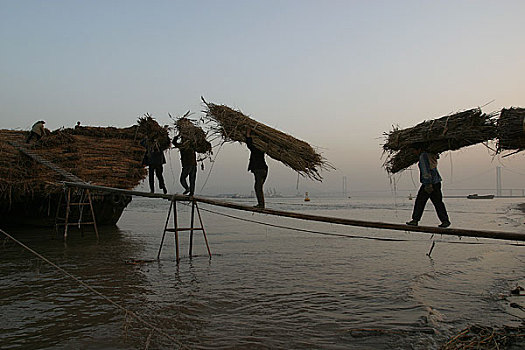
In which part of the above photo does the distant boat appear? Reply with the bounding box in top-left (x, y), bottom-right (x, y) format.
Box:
top-left (304, 192), bottom-right (310, 202)
top-left (467, 194), bottom-right (495, 199)
top-left (408, 193), bottom-right (413, 200)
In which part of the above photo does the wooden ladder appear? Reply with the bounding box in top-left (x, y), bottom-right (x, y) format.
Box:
top-left (157, 196), bottom-right (211, 263)
top-left (55, 187), bottom-right (99, 240)
top-left (8, 141), bottom-right (99, 240)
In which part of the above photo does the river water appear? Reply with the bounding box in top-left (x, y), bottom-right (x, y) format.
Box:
top-left (1, 196), bottom-right (524, 349)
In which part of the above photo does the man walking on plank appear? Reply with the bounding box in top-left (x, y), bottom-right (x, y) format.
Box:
top-left (406, 143), bottom-right (451, 228)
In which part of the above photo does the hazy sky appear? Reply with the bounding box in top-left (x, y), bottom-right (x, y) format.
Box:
top-left (1, 0), bottom-right (524, 196)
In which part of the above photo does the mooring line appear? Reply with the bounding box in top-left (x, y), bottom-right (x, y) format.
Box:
top-left (0, 228), bottom-right (184, 349)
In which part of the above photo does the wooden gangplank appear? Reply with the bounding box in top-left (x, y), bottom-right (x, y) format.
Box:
top-left (8, 141), bottom-right (86, 183)
top-left (62, 181), bottom-right (525, 243)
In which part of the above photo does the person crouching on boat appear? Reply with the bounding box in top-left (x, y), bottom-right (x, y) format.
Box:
top-left (173, 135), bottom-right (197, 196)
top-left (406, 143), bottom-right (451, 228)
top-left (26, 120), bottom-right (46, 143)
top-left (246, 127), bottom-right (268, 209)
top-left (141, 139), bottom-right (167, 194)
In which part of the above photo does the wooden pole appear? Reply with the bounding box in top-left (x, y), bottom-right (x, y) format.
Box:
top-left (86, 189), bottom-right (99, 239)
top-left (173, 200), bottom-right (179, 263)
top-left (189, 198), bottom-right (195, 258)
top-left (64, 188), bottom-right (71, 240)
top-left (55, 192), bottom-right (63, 236)
top-left (61, 181), bottom-right (525, 242)
top-left (195, 202), bottom-right (212, 259)
top-left (157, 198), bottom-right (173, 259)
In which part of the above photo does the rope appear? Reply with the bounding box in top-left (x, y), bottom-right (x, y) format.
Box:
top-left (0, 228), bottom-right (184, 349)
top-left (199, 140), bottom-right (226, 192)
top-left (197, 205), bottom-right (408, 242)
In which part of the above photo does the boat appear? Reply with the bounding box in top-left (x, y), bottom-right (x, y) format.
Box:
top-left (467, 194), bottom-right (495, 199)
top-left (304, 192), bottom-right (310, 202)
top-left (0, 122), bottom-right (166, 227)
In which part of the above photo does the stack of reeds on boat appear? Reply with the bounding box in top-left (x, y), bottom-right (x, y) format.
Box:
top-left (202, 99), bottom-right (331, 181)
top-left (497, 107), bottom-right (525, 153)
top-left (0, 125), bottom-right (148, 202)
top-left (174, 116), bottom-right (212, 154)
top-left (383, 108), bottom-right (497, 173)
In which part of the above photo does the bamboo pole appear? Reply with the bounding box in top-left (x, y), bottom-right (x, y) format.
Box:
top-left (62, 181), bottom-right (525, 242)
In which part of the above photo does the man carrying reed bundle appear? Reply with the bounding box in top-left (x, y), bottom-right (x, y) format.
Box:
top-left (246, 127), bottom-right (268, 208)
top-left (383, 108), bottom-right (496, 173)
top-left (141, 138), bottom-right (168, 194)
top-left (406, 143), bottom-right (451, 228)
top-left (173, 134), bottom-right (197, 196)
top-left (172, 116), bottom-right (212, 196)
top-left (202, 98), bottom-right (330, 182)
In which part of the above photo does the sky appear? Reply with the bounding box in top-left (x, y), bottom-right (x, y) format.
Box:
top-left (1, 0), bottom-right (524, 196)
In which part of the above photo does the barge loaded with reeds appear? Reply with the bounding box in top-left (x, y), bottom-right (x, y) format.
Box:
top-left (0, 123), bottom-right (155, 227)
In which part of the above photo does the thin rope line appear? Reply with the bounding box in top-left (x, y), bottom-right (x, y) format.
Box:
top-left (199, 141), bottom-right (226, 192)
top-left (193, 204), bottom-right (405, 241)
top-left (188, 203), bottom-right (522, 247)
top-left (0, 228), bottom-right (184, 349)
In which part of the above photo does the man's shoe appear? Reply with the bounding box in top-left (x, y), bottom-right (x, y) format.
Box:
top-left (183, 189), bottom-right (190, 195)
top-left (406, 220), bottom-right (418, 226)
top-left (163, 187), bottom-right (167, 194)
top-left (438, 221), bottom-right (451, 228)
top-left (253, 204), bottom-right (265, 209)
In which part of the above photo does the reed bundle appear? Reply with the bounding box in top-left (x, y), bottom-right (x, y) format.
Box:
top-left (137, 114), bottom-right (171, 151)
top-left (383, 108), bottom-right (497, 173)
top-left (497, 107), bottom-right (525, 153)
top-left (202, 99), bottom-right (331, 181)
top-left (174, 116), bottom-right (212, 154)
top-left (441, 324), bottom-right (525, 349)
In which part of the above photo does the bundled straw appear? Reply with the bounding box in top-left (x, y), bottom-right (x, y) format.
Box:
top-left (202, 98), bottom-right (331, 181)
top-left (383, 108), bottom-right (497, 173)
top-left (174, 114), bottom-right (212, 154)
top-left (441, 324), bottom-right (525, 349)
top-left (137, 114), bottom-right (171, 151)
top-left (497, 107), bottom-right (525, 153)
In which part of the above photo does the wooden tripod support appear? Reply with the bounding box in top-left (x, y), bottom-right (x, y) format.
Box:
top-left (55, 187), bottom-right (99, 240)
top-left (157, 197), bottom-right (211, 263)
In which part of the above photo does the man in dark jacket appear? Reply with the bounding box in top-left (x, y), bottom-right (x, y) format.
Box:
top-left (173, 135), bottom-right (197, 196)
top-left (246, 127), bottom-right (268, 208)
top-left (406, 143), bottom-right (450, 228)
top-left (142, 140), bottom-right (167, 194)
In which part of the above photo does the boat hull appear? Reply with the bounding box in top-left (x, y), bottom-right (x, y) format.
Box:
top-left (0, 193), bottom-right (131, 227)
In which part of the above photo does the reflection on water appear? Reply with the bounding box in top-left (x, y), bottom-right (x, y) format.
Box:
top-left (1, 197), bottom-right (524, 349)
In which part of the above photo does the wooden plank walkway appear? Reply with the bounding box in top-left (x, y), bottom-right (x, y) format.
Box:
top-left (8, 141), bottom-right (86, 183)
top-left (62, 181), bottom-right (525, 243)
